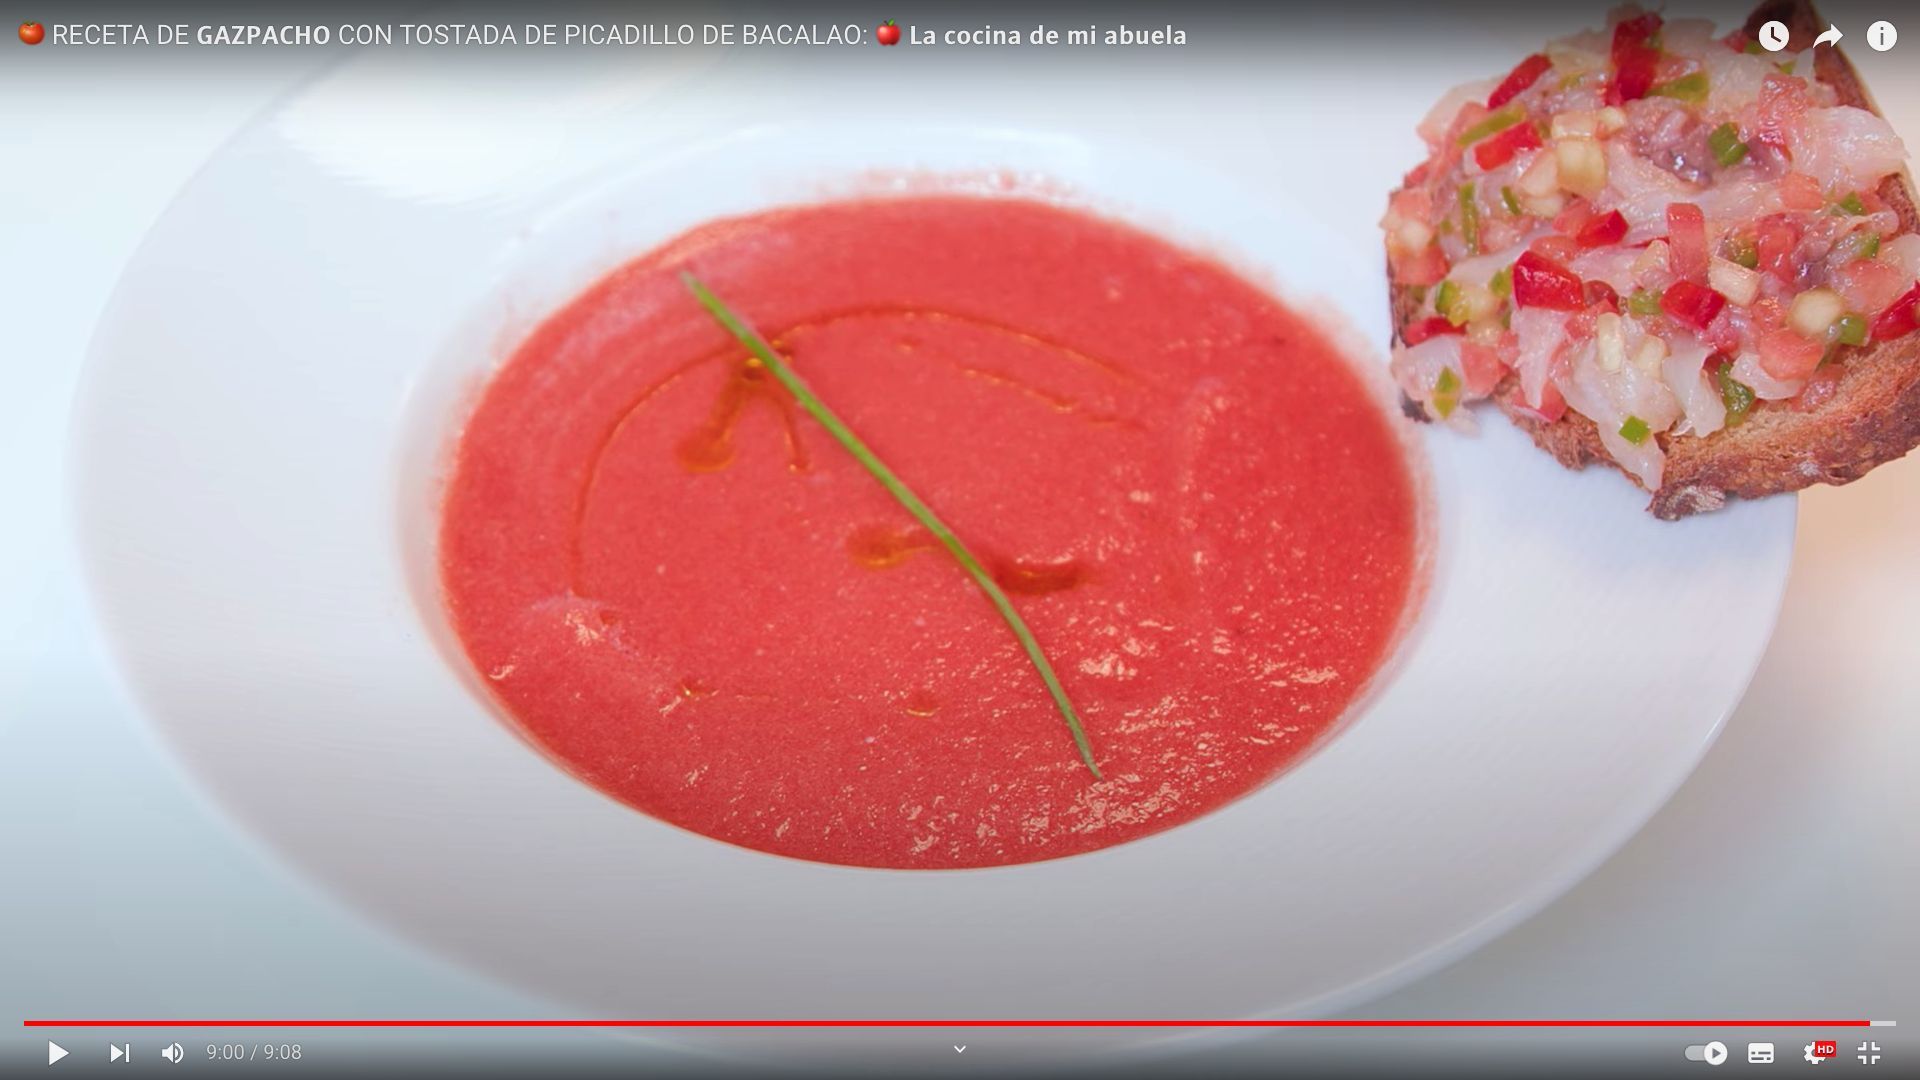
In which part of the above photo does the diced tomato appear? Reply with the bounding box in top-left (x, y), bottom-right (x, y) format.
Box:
top-left (1460, 341), bottom-right (1508, 395)
top-left (1606, 12), bottom-right (1663, 105)
top-left (1513, 250), bottom-right (1587, 311)
top-left (1577, 210), bottom-right (1630, 248)
top-left (1756, 327), bottom-right (1824, 381)
top-left (1755, 215), bottom-right (1802, 281)
top-left (1472, 121), bottom-right (1543, 170)
top-left (1402, 161), bottom-right (1432, 187)
top-left (1661, 279), bottom-right (1727, 330)
top-left (1402, 316), bottom-right (1464, 346)
top-left (1834, 258), bottom-right (1910, 316)
top-left (1872, 283), bottom-right (1920, 341)
top-left (1528, 233), bottom-right (1582, 265)
top-left (1779, 172), bottom-right (1825, 211)
top-left (1391, 244), bottom-right (1451, 287)
top-left (1488, 53), bottom-right (1553, 109)
top-left (1666, 203), bottom-right (1710, 281)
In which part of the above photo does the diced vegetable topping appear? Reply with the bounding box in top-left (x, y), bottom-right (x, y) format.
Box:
top-left (1660, 280), bottom-right (1726, 330)
top-left (1401, 316), bottom-right (1462, 346)
top-left (1512, 250), bottom-right (1586, 311)
top-left (1606, 12), bottom-right (1663, 106)
top-left (1873, 284), bottom-right (1920, 342)
top-left (1487, 53), bottom-right (1552, 109)
top-left (1458, 183), bottom-right (1480, 254)
top-left (1666, 203), bottom-right (1710, 280)
top-left (1386, 6), bottom-right (1920, 472)
top-left (1457, 107), bottom-right (1524, 148)
top-left (1432, 366), bottom-right (1462, 418)
top-left (1473, 122), bottom-right (1544, 170)
top-left (1576, 210), bottom-right (1629, 248)
top-left (1648, 72), bottom-right (1710, 104)
top-left (1708, 122), bottom-right (1749, 167)
top-left (1716, 363), bottom-right (1755, 427)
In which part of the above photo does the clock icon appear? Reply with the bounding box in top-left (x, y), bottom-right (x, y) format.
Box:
top-left (1759, 19), bottom-right (1791, 52)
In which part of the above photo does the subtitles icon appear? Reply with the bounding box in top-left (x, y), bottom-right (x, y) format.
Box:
top-left (1748, 1042), bottom-right (1774, 1064)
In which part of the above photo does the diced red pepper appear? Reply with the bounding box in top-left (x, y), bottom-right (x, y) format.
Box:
top-left (1666, 203), bottom-right (1710, 281)
top-left (1488, 53), bottom-right (1553, 109)
top-left (1577, 210), bottom-right (1630, 248)
top-left (1472, 121), bottom-right (1543, 170)
top-left (1402, 316), bottom-right (1464, 346)
top-left (1583, 280), bottom-right (1621, 313)
top-left (1756, 327), bottom-right (1824, 381)
top-left (1512, 250), bottom-right (1587, 311)
top-left (1872, 283), bottom-right (1920, 342)
top-left (1606, 13), bottom-right (1663, 105)
top-left (1661, 280), bottom-right (1727, 330)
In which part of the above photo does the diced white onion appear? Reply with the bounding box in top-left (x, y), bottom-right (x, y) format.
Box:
top-left (1556, 136), bottom-right (1608, 197)
top-left (1709, 257), bottom-right (1762, 307)
top-left (1789, 288), bottom-right (1845, 337)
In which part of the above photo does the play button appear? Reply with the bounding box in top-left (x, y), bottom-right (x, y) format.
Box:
top-left (47, 1042), bottom-right (69, 1066)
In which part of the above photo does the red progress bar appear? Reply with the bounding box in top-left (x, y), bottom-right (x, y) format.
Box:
top-left (21, 1019), bottom-right (1878, 1028)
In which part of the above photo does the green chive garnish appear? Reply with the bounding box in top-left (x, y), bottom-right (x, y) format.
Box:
top-left (1500, 185), bottom-right (1522, 217)
top-left (680, 272), bottom-right (1103, 781)
top-left (1833, 192), bottom-right (1867, 216)
top-left (1489, 265), bottom-right (1513, 299)
top-left (1628, 288), bottom-right (1664, 317)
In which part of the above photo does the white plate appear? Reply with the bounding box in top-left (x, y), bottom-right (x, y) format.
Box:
top-left (72, 50), bottom-right (1792, 1060)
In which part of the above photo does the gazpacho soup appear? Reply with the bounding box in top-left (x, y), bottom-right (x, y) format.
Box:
top-left (439, 195), bottom-right (1426, 869)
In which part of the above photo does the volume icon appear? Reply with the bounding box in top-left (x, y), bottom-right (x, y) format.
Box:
top-left (160, 1043), bottom-right (185, 1064)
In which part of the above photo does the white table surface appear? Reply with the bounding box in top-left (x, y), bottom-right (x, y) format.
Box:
top-left (4, 8), bottom-right (1915, 1061)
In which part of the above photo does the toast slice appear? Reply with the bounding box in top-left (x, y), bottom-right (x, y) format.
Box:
top-left (1390, 0), bottom-right (1920, 518)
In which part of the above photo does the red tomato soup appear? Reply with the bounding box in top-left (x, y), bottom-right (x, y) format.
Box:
top-left (440, 196), bottom-right (1425, 869)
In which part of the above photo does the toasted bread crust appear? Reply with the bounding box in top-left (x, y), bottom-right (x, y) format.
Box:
top-left (1391, 0), bottom-right (1920, 518)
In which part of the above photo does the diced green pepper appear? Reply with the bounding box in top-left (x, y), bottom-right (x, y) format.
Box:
top-left (1716, 363), bottom-right (1755, 427)
top-left (1458, 182), bottom-right (1480, 255)
top-left (1833, 191), bottom-right (1867, 216)
top-left (1726, 235), bottom-right (1759, 269)
top-left (1489, 265), bottom-right (1513, 299)
top-left (1501, 185), bottom-right (1522, 216)
top-left (1456, 106), bottom-right (1524, 147)
top-left (1628, 288), bottom-right (1665, 317)
top-left (1435, 280), bottom-right (1460, 323)
top-left (1707, 122), bottom-right (1749, 168)
top-left (1742, 40), bottom-right (1764, 55)
top-left (1432, 367), bottom-right (1461, 419)
top-left (1837, 231), bottom-right (1882, 261)
top-left (1619, 416), bottom-right (1651, 445)
top-left (1648, 71), bottom-right (1710, 104)
top-left (1833, 313), bottom-right (1868, 347)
